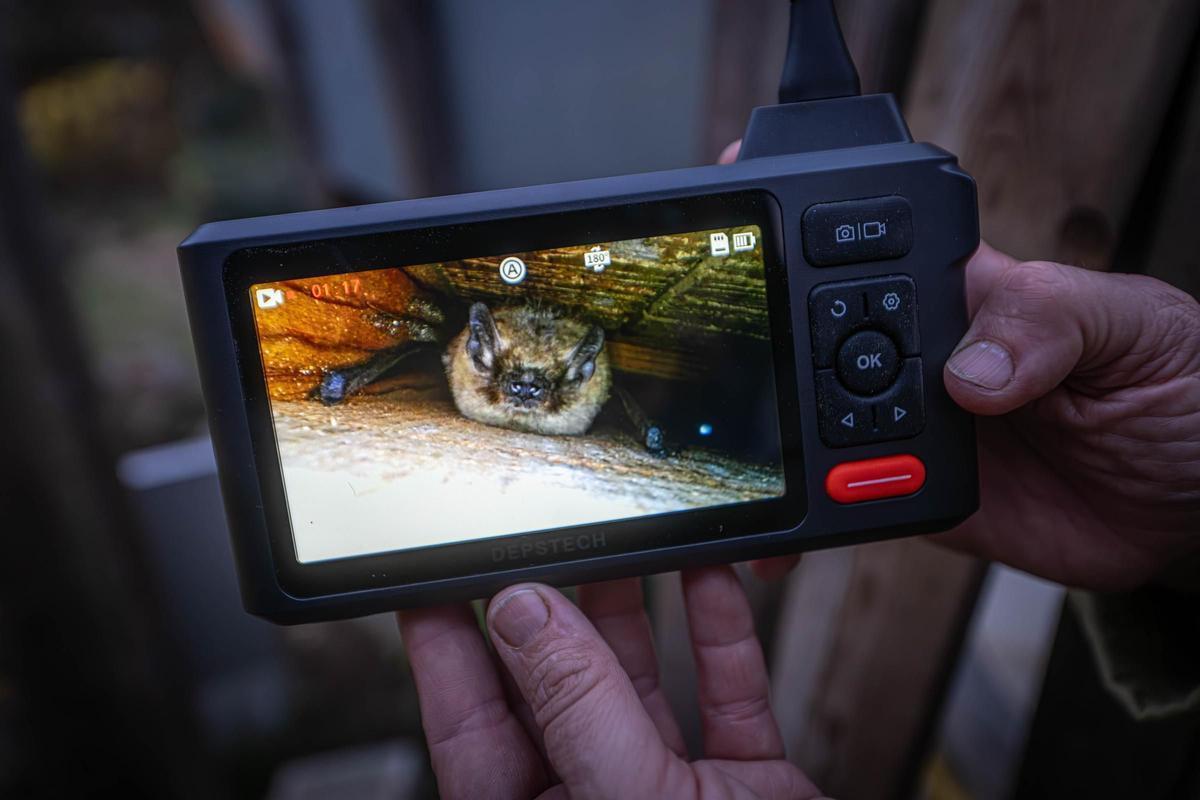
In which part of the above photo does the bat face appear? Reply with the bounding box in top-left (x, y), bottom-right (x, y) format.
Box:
top-left (444, 302), bottom-right (611, 435)
top-left (499, 367), bottom-right (553, 410)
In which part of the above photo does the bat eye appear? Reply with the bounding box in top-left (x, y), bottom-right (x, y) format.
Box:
top-left (508, 380), bottom-right (521, 394)
top-left (530, 386), bottom-right (542, 397)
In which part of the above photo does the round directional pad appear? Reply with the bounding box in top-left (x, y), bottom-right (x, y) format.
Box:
top-left (836, 330), bottom-right (900, 396)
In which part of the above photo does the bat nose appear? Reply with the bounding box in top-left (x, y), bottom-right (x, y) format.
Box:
top-left (507, 372), bottom-right (548, 402)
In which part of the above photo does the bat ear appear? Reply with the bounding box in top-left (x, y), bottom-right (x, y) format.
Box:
top-left (566, 325), bottom-right (605, 383)
top-left (466, 302), bottom-right (500, 372)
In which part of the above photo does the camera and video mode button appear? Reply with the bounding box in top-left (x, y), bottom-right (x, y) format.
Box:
top-left (802, 196), bottom-right (913, 268)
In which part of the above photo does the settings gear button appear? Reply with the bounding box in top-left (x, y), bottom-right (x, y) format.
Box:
top-left (865, 277), bottom-right (918, 355)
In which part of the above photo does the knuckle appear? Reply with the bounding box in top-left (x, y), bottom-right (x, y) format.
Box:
top-left (1104, 274), bottom-right (1200, 378)
top-left (977, 260), bottom-right (1079, 340)
top-left (425, 696), bottom-right (510, 748)
top-left (525, 643), bottom-right (611, 730)
top-left (627, 670), bottom-right (661, 701)
top-left (995, 260), bottom-right (1074, 314)
top-left (702, 692), bottom-right (773, 729)
top-left (1145, 286), bottom-right (1200, 354)
top-left (1144, 279), bottom-right (1200, 335)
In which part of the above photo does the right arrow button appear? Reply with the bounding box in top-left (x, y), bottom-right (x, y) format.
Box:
top-left (873, 358), bottom-right (925, 440)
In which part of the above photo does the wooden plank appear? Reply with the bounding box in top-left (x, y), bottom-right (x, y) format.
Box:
top-left (1137, 41), bottom-right (1200, 299)
top-left (1012, 46), bottom-right (1200, 792)
top-left (701, 0), bottom-right (789, 161)
top-left (835, 0), bottom-right (929, 97)
top-left (905, 0), bottom-right (1200, 267)
top-left (771, 541), bottom-right (985, 798)
top-left (369, 0), bottom-right (461, 197)
top-left (856, 4), bottom-right (1200, 797)
top-left (770, 547), bottom-right (857, 759)
top-left (701, 0), bottom-right (925, 158)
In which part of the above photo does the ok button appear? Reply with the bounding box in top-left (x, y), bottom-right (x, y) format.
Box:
top-left (836, 329), bottom-right (900, 395)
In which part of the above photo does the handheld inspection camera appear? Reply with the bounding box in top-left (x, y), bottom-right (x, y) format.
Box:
top-left (179, 0), bottom-right (979, 623)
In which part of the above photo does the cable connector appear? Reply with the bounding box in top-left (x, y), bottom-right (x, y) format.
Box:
top-left (778, 0), bottom-right (861, 104)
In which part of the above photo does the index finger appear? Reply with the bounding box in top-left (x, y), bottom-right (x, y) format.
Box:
top-left (682, 565), bottom-right (785, 761)
top-left (486, 584), bottom-right (688, 798)
top-left (399, 604), bottom-right (548, 800)
top-left (577, 578), bottom-right (688, 756)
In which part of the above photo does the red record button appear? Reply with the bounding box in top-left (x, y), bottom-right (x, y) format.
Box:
top-left (826, 455), bottom-right (926, 504)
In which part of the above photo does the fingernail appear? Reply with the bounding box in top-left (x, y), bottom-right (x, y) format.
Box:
top-left (490, 588), bottom-right (549, 648)
top-left (947, 339), bottom-right (1014, 390)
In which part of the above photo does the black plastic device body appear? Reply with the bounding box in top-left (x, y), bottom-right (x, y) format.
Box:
top-left (179, 92), bottom-right (980, 624)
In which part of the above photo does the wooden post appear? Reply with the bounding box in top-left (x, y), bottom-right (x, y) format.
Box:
top-left (701, 0), bottom-right (927, 160)
top-left (701, 0), bottom-right (789, 161)
top-left (836, 0), bottom-right (928, 97)
top-left (767, 2), bottom-right (1200, 796)
top-left (905, 0), bottom-right (1200, 267)
top-left (1129, 40), bottom-right (1200, 298)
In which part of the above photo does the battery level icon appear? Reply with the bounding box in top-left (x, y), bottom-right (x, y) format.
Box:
top-left (732, 231), bottom-right (757, 252)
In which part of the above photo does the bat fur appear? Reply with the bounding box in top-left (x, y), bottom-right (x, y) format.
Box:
top-left (443, 302), bottom-right (611, 436)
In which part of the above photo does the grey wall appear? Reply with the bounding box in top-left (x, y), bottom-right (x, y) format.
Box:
top-left (289, 0), bottom-right (417, 200)
top-left (434, 0), bottom-right (717, 191)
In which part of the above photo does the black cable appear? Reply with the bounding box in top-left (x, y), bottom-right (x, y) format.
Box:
top-left (778, 0), bottom-right (861, 104)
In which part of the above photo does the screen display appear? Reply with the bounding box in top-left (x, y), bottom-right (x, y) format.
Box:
top-left (250, 225), bottom-right (787, 563)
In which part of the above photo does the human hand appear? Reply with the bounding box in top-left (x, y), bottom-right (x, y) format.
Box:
top-left (398, 567), bottom-right (824, 800)
top-left (935, 243), bottom-right (1200, 590)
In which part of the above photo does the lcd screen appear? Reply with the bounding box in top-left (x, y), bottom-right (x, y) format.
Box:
top-left (249, 225), bottom-right (787, 563)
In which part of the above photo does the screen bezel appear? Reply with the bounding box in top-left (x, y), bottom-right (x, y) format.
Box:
top-left (225, 190), bottom-right (807, 598)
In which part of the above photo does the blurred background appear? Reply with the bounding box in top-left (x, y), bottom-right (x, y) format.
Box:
top-left (1, 0), bottom-right (1198, 798)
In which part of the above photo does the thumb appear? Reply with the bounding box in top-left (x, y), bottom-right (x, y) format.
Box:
top-left (944, 257), bottom-right (1195, 415)
top-left (486, 584), bottom-right (683, 799)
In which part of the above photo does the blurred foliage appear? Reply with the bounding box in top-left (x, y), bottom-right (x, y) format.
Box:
top-left (19, 58), bottom-right (175, 182)
top-left (5, 0), bottom-right (312, 451)
top-left (1, 0), bottom-right (198, 80)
